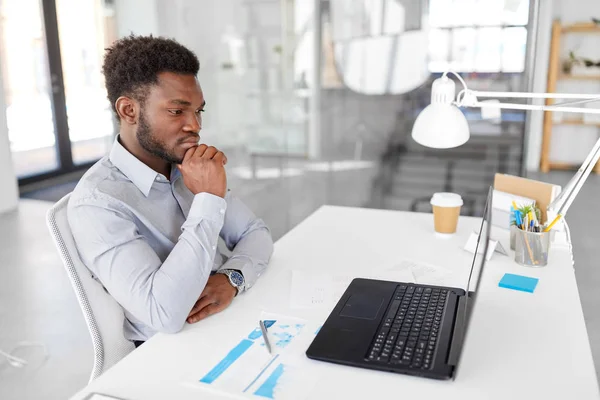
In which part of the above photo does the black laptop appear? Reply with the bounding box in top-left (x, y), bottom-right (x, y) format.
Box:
top-left (306, 187), bottom-right (493, 380)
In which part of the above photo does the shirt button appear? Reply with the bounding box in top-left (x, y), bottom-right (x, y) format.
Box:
top-left (212, 246), bottom-right (216, 250)
top-left (219, 209), bottom-right (225, 214)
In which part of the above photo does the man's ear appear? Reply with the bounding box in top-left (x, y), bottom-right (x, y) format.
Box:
top-left (115, 96), bottom-right (138, 125)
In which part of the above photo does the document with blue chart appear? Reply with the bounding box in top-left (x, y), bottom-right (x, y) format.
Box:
top-left (187, 312), bottom-right (322, 399)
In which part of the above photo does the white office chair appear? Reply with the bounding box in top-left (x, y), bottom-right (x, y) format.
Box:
top-left (46, 194), bottom-right (134, 382)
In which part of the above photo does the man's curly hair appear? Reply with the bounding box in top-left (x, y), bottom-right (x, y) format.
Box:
top-left (102, 35), bottom-right (200, 117)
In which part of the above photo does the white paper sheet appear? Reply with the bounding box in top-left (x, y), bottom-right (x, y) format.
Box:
top-left (83, 395), bottom-right (124, 400)
top-left (289, 270), bottom-right (354, 309)
top-left (290, 260), bottom-right (452, 310)
top-left (384, 260), bottom-right (451, 285)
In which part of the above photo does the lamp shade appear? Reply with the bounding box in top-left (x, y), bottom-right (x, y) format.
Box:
top-left (411, 103), bottom-right (470, 149)
top-left (411, 75), bottom-right (470, 149)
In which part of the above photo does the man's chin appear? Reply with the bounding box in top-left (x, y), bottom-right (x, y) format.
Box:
top-left (158, 150), bottom-right (184, 165)
top-left (169, 155), bottom-right (185, 165)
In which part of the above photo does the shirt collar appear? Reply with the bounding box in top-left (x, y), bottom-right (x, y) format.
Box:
top-left (109, 136), bottom-right (159, 197)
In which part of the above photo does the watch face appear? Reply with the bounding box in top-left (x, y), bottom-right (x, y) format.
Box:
top-left (230, 271), bottom-right (244, 287)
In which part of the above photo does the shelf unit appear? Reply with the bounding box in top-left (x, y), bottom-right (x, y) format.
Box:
top-left (557, 119), bottom-right (600, 128)
top-left (558, 73), bottom-right (600, 81)
top-left (540, 20), bottom-right (600, 173)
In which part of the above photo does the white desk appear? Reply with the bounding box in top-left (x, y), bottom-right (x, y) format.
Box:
top-left (72, 206), bottom-right (599, 400)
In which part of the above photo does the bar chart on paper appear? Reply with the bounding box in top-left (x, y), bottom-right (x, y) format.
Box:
top-left (191, 314), bottom-right (321, 399)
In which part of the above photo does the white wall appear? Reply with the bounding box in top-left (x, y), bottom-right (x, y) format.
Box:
top-left (526, 0), bottom-right (600, 172)
top-left (0, 65), bottom-right (19, 214)
top-left (114, 0), bottom-right (159, 37)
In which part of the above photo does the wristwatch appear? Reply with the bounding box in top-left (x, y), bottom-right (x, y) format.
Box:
top-left (217, 269), bottom-right (245, 296)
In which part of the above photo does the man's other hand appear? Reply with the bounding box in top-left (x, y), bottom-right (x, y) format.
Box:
top-left (187, 274), bottom-right (236, 324)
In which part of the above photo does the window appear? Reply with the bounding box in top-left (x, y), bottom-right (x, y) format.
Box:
top-left (326, 0), bottom-right (429, 95)
top-left (331, 0), bottom-right (422, 42)
top-left (428, 0), bottom-right (529, 73)
top-left (0, 0), bottom-right (117, 183)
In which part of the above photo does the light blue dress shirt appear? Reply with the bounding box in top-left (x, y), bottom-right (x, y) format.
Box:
top-left (68, 137), bottom-right (274, 341)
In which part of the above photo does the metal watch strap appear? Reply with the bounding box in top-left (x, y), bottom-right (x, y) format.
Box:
top-left (217, 269), bottom-right (244, 295)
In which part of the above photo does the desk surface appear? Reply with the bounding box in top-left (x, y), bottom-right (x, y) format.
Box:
top-left (72, 206), bottom-right (599, 400)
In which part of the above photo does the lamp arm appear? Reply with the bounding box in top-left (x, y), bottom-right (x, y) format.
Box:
top-left (442, 70), bottom-right (600, 102)
top-left (469, 90), bottom-right (600, 101)
top-left (454, 88), bottom-right (600, 113)
top-left (467, 100), bottom-right (600, 114)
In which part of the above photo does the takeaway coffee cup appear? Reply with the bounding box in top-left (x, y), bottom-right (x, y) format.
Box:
top-left (430, 192), bottom-right (463, 235)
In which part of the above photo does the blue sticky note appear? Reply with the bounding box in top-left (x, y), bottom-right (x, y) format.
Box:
top-left (499, 273), bottom-right (539, 293)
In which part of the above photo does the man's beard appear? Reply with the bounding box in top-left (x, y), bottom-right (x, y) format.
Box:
top-left (137, 110), bottom-right (183, 164)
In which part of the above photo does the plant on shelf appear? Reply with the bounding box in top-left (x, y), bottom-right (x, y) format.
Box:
top-left (562, 51), bottom-right (578, 74)
top-left (563, 51), bottom-right (600, 75)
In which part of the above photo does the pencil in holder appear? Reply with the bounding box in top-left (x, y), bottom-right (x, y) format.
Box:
top-left (514, 227), bottom-right (551, 267)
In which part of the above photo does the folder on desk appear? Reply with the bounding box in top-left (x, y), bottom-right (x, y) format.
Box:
top-left (494, 174), bottom-right (561, 223)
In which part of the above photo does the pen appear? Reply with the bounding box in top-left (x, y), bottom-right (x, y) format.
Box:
top-left (259, 320), bottom-right (273, 355)
top-left (544, 214), bottom-right (562, 232)
top-left (530, 209), bottom-right (538, 224)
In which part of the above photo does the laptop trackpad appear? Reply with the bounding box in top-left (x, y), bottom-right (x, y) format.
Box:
top-left (339, 294), bottom-right (384, 320)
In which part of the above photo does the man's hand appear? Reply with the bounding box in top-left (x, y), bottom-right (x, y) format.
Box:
top-left (177, 144), bottom-right (228, 197)
top-left (187, 274), bottom-right (237, 324)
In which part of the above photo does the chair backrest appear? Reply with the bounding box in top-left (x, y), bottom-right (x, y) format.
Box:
top-left (46, 193), bottom-right (134, 382)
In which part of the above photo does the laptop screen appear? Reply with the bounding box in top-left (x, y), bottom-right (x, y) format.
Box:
top-left (466, 186), bottom-right (493, 296)
top-left (448, 186), bottom-right (493, 373)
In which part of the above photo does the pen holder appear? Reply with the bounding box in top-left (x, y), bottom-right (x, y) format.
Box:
top-left (510, 225), bottom-right (518, 250)
top-left (514, 228), bottom-right (551, 267)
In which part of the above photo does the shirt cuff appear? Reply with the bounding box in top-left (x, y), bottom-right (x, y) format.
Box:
top-left (186, 192), bottom-right (227, 224)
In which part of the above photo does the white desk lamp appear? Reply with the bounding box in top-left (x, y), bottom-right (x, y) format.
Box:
top-left (412, 71), bottom-right (600, 225)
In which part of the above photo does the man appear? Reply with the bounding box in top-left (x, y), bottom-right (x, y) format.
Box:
top-left (68, 35), bottom-right (274, 346)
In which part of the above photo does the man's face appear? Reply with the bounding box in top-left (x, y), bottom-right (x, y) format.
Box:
top-left (136, 72), bottom-right (205, 164)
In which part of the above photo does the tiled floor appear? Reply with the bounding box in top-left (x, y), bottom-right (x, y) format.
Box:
top-left (0, 169), bottom-right (598, 399)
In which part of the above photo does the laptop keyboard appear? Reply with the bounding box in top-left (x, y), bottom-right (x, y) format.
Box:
top-left (366, 285), bottom-right (448, 370)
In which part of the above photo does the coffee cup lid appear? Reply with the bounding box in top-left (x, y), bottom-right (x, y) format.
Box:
top-left (430, 192), bottom-right (463, 207)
